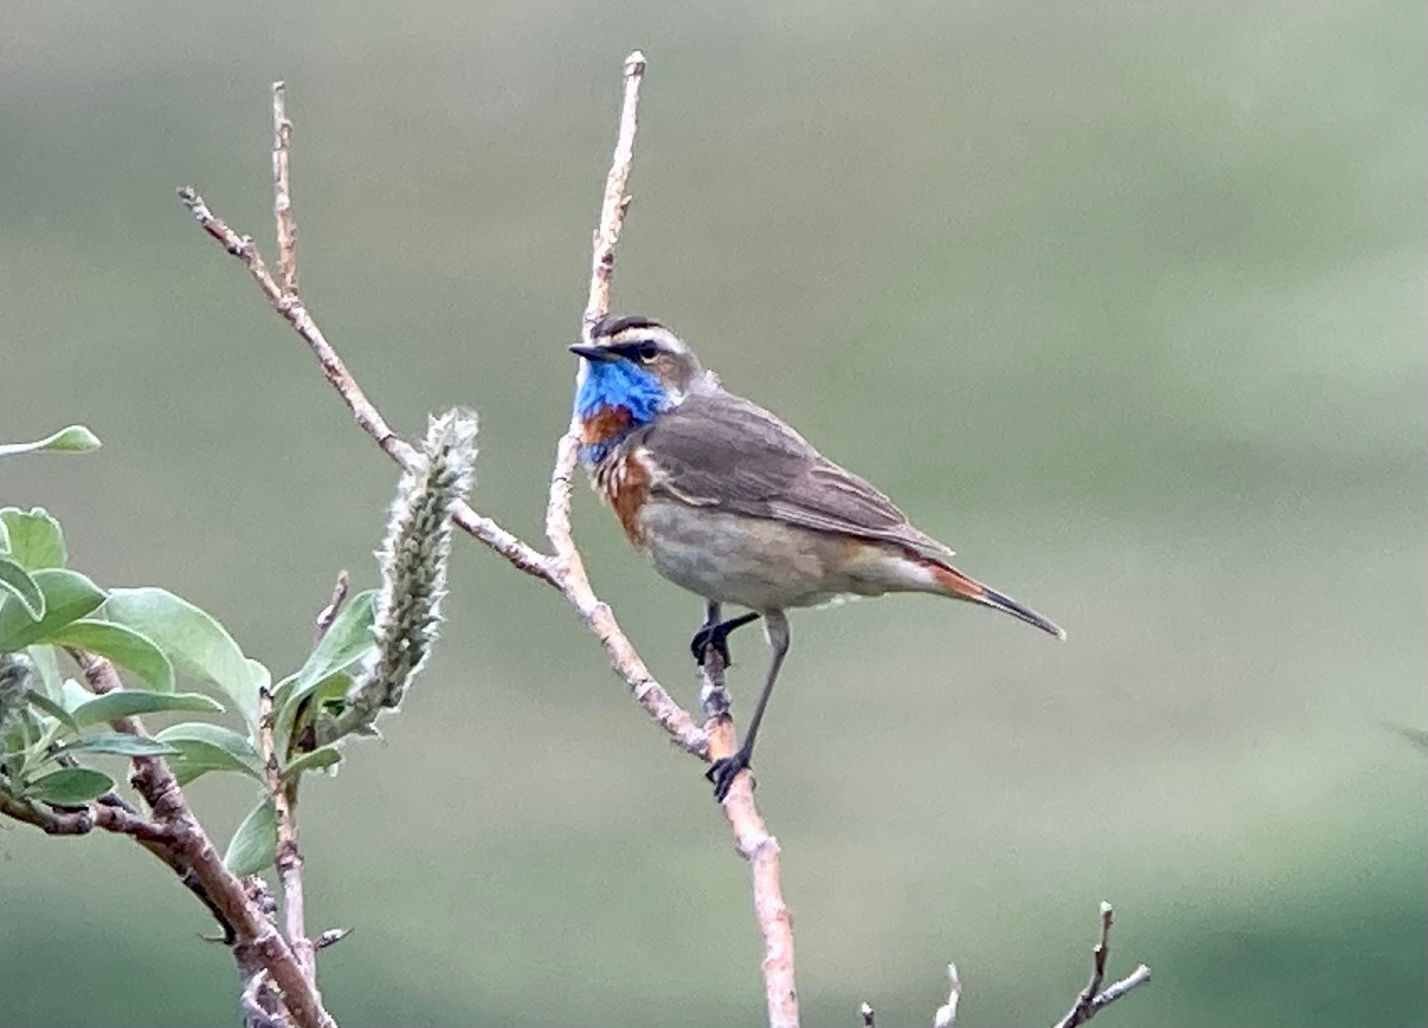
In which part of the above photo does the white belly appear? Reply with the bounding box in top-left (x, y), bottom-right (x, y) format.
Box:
top-left (636, 497), bottom-right (909, 611)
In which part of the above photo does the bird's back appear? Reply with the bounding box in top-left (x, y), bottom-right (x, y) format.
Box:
top-left (637, 385), bottom-right (954, 561)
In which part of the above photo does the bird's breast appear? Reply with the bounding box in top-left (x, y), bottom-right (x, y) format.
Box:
top-left (592, 448), bottom-right (651, 548)
top-left (578, 404), bottom-right (636, 467)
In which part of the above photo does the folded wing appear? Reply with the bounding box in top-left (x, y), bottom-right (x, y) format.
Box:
top-left (640, 388), bottom-right (954, 560)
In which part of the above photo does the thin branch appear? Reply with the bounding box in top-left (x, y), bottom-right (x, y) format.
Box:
top-left (69, 651), bottom-right (335, 1028)
top-left (1050, 903), bottom-right (1151, 1028)
top-left (583, 50), bottom-right (646, 333)
top-left (238, 879), bottom-right (295, 1028)
top-left (544, 47), bottom-right (643, 589)
top-left (933, 963), bottom-right (961, 1027)
top-left (260, 683), bottom-right (313, 982)
top-left (529, 56), bottom-right (707, 765)
top-left (699, 650), bottom-right (798, 1028)
top-left (0, 789), bottom-right (168, 841)
top-left (272, 81), bottom-right (298, 297)
top-left (313, 569), bottom-right (350, 643)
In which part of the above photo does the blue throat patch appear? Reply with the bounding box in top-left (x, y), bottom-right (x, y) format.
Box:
top-left (574, 359), bottom-right (671, 465)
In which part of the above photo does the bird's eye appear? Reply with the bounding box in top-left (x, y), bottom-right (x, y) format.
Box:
top-left (636, 342), bottom-right (660, 363)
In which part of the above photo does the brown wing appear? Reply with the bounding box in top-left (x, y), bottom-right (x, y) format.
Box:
top-left (639, 388), bottom-right (953, 560)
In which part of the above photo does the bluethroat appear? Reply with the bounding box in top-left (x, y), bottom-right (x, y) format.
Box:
top-left (571, 315), bottom-right (1064, 801)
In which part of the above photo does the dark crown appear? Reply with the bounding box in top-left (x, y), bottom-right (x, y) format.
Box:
top-left (590, 313), bottom-right (666, 339)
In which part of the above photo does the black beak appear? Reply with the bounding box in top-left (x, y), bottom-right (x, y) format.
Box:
top-left (570, 343), bottom-right (617, 362)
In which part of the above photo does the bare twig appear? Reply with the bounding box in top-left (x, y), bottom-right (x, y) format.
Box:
top-left (240, 970), bottom-right (293, 1028)
top-left (699, 650), bottom-right (798, 1028)
top-left (238, 879), bottom-right (295, 1028)
top-left (67, 651), bottom-right (335, 1028)
top-left (272, 82), bottom-right (298, 297)
top-left (313, 569), bottom-right (350, 643)
top-left (583, 49), bottom-right (646, 333)
top-left (544, 47), bottom-right (643, 605)
top-left (0, 789), bottom-right (169, 841)
top-left (259, 683), bottom-right (314, 982)
top-left (1051, 903), bottom-right (1151, 1028)
top-left (933, 963), bottom-right (961, 1027)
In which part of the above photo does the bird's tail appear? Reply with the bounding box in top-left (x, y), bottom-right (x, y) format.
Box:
top-left (923, 560), bottom-right (1066, 639)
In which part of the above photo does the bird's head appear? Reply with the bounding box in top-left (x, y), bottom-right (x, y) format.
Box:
top-left (571, 315), bottom-right (705, 400)
top-left (570, 316), bottom-right (707, 465)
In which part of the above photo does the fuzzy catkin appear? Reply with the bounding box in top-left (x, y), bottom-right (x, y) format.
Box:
top-left (345, 408), bottom-right (478, 725)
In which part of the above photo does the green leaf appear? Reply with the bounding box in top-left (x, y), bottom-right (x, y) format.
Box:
top-left (275, 591), bottom-right (377, 745)
top-left (25, 644), bottom-right (63, 695)
top-left (0, 425), bottom-right (102, 458)
top-left (294, 591), bottom-right (378, 695)
top-left (281, 745), bottom-right (342, 780)
top-left (0, 557), bottom-right (44, 620)
top-left (25, 689), bottom-right (79, 732)
top-left (71, 690), bottom-right (222, 727)
top-left (224, 798), bottom-right (277, 877)
top-left (104, 588), bottom-right (268, 731)
top-left (155, 721), bottom-right (258, 758)
top-left (58, 678), bottom-right (92, 714)
top-left (0, 508), bottom-right (66, 570)
top-left (44, 620), bottom-right (175, 693)
top-left (0, 569), bottom-right (105, 650)
top-left (25, 767), bottom-right (114, 805)
top-left (278, 671), bottom-right (357, 750)
top-left (155, 722), bottom-right (261, 784)
top-left (56, 731), bottom-right (180, 758)
top-left (2, 709), bottom-right (41, 773)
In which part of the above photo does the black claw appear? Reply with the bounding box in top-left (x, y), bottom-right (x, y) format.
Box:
top-left (705, 750), bottom-right (754, 802)
top-left (689, 624), bottom-right (728, 665)
top-left (690, 612), bottom-right (761, 667)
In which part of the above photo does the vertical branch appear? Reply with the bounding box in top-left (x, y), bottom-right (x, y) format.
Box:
top-left (313, 570), bottom-right (350, 644)
top-left (259, 684), bottom-right (314, 982)
top-left (265, 78), bottom-right (313, 986)
top-left (546, 50), bottom-right (647, 565)
top-left (237, 879), bottom-right (295, 1028)
top-left (272, 82), bottom-right (298, 297)
top-left (933, 963), bottom-right (962, 1027)
top-left (700, 651), bottom-right (799, 1028)
top-left (583, 50), bottom-right (647, 333)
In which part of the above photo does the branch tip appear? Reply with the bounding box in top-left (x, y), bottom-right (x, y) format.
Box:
top-left (933, 961), bottom-right (961, 1027)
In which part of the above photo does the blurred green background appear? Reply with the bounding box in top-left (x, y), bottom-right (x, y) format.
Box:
top-left (2, 1), bottom-right (1423, 1025)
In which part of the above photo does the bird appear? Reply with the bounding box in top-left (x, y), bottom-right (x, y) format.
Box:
top-left (570, 314), bottom-right (1064, 802)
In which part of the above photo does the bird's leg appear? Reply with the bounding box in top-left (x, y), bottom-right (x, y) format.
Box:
top-left (707, 610), bottom-right (789, 802)
top-left (690, 602), bottom-right (761, 666)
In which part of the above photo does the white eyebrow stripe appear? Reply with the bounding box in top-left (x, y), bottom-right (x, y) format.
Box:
top-left (604, 325), bottom-right (685, 352)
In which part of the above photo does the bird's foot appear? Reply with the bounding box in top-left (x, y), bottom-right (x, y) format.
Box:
top-left (690, 612), bottom-right (760, 667)
top-left (705, 748), bottom-right (754, 802)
